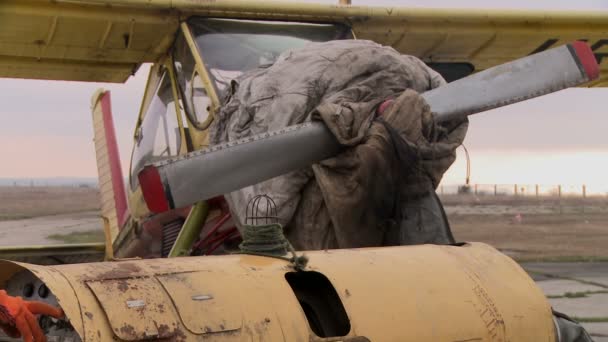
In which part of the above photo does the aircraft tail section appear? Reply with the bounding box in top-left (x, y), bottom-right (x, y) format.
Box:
top-left (91, 90), bottom-right (129, 243)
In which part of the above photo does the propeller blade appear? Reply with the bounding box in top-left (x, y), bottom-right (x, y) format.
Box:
top-left (139, 41), bottom-right (599, 213)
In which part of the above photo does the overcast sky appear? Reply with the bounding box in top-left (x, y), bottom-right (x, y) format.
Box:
top-left (0, 0), bottom-right (607, 191)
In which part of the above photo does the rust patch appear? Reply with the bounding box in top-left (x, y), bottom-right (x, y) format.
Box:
top-left (119, 324), bottom-right (136, 339)
top-left (97, 262), bottom-right (143, 279)
top-left (345, 289), bottom-right (351, 297)
top-left (157, 304), bottom-right (166, 313)
top-left (175, 327), bottom-right (186, 338)
top-left (172, 327), bottom-right (187, 342)
top-left (157, 323), bottom-right (171, 336)
top-left (159, 273), bottom-right (189, 282)
top-left (84, 311), bottom-right (94, 320)
top-left (156, 322), bottom-right (185, 341)
top-left (97, 330), bottom-right (101, 338)
top-left (116, 279), bottom-right (129, 292)
top-left (118, 262), bottom-right (142, 273)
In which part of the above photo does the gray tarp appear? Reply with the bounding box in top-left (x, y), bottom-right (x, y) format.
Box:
top-left (210, 39), bottom-right (467, 249)
top-left (553, 310), bottom-right (595, 342)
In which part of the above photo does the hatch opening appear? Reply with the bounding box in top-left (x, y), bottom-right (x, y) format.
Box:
top-left (285, 271), bottom-right (350, 337)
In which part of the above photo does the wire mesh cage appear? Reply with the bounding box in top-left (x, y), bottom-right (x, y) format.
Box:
top-left (245, 194), bottom-right (279, 226)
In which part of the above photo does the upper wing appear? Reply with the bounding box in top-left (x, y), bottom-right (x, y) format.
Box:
top-left (2, 1), bottom-right (608, 84)
top-left (354, 9), bottom-right (608, 86)
top-left (0, 1), bottom-right (177, 83)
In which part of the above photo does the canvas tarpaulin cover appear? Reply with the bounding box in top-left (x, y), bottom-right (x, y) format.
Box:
top-left (210, 39), bottom-right (468, 249)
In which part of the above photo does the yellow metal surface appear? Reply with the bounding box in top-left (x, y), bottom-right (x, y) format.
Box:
top-left (3, 0), bottom-right (608, 85)
top-left (0, 0), bottom-right (177, 82)
top-left (101, 216), bottom-right (115, 260)
top-left (0, 243), bottom-right (555, 341)
top-left (167, 56), bottom-right (189, 156)
top-left (181, 22), bottom-right (221, 121)
top-left (134, 62), bottom-right (164, 133)
top-left (87, 277), bottom-right (180, 340)
top-left (125, 185), bottom-right (147, 226)
top-left (157, 272), bottom-right (243, 334)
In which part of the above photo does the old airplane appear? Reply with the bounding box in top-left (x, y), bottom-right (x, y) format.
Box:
top-left (0, 0), bottom-right (606, 341)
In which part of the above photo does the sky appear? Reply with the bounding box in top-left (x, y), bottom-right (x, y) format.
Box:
top-left (1, 0), bottom-right (607, 193)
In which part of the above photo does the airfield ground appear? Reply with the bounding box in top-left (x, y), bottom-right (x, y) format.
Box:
top-left (0, 187), bottom-right (607, 339)
top-left (2, 186), bottom-right (607, 260)
top-left (444, 194), bottom-right (608, 261)
top-left (0, 186), bottom-right (99, 221)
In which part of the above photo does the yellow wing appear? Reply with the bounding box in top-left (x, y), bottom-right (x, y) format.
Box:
top-left (2, 1), bottom-right (608, 85)
top-left (0, 1), bottom-right (177, 83)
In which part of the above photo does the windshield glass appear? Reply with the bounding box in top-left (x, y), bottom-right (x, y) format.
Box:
top-left (173, 33), bottom-right (213, 129)
top-left (188, 18), bottom-right (352, 97)
top-left (130, 71), bottom-right (181, 189)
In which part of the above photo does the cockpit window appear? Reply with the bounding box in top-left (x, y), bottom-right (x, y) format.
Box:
top-left (130, 71), bottom-right (181, 189)
top-left (173, 33), bottom-right (214, 129)
top-left (188, 18), bottom-right (352, 99)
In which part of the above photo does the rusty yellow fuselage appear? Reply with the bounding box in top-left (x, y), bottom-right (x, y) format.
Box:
top-left (0, 243), bottom-right (555, 341)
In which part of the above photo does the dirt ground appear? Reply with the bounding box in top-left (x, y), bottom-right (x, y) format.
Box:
top-left (0, 186), bottom-right (100, 220)
top-left (443, 194), bottom-right (608, 261)
top-left (1, 187), bottom-right (607, 261)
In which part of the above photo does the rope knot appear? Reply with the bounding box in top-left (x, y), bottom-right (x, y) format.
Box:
top-left (238, 223), bottom-right (308, 271)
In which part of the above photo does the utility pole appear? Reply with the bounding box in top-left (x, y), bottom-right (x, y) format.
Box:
top-left (558, 185), bottom-right (562, 214)
top-left (582, 184), bottom-right (587, 214)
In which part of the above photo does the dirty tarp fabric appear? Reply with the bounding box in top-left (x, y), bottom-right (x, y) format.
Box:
top-left (305, 89), bottom-right (467, 248)
top-left (210, 39), bottom-right (467, 249)
top-left (553, 310), bottom-right (595, 342)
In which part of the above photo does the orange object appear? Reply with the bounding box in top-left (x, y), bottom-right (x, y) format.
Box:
top-left (0, 290), bottom-right (63, 342)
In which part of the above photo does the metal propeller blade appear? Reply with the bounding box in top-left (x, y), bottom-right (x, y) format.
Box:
top-left (139, 41), bottom-right (599, 213)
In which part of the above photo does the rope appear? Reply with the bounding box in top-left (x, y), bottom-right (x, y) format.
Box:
top-left (238, 223), bottom-right (308, 271)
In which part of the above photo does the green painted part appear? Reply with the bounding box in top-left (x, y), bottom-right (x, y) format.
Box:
top-left (48, 230), bottom-right (105, 244)
top-left (547, 291), bottom-right (608, 299)
top-left (0, 243), bottom-right (105, 261)
top-left (0, 243), bottom-right (105, 253)
top-left (571, 317), bottom-right (608, 323)
top-left (168, 201), bottom-right (209, 257)
top-left (516, 256), bottom-right (608, 263)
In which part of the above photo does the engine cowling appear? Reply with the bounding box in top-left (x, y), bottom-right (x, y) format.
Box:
top-left (0, 243), bottom-right (555, 341)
